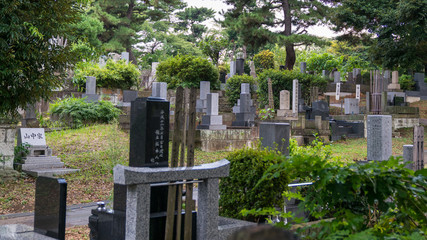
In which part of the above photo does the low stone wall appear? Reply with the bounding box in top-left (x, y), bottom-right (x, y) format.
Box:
top-left (0, 124), bottom-right (16, 169)
top-left (199, 128), bottom-right (259, 152)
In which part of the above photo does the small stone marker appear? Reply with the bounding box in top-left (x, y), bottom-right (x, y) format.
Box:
top-left (353, 68), bottom-right (362, 83)
top-left (367, 115), bottom-right (392, 161)
top-left (121, 52), bottom-right (129, 64)
top-left (267, 78), bottom-right (274, 109)
top-left (413, 126), bottom-right (424, 171)
top-left (403, 145), bottom-right (414, 169)
top-left (335, 82), bottom-right (341, 100)
top-left (334, 71), bottom-right (340, 83)
top-left (259, 122), bottom-right (290, 155)
top-left (249, 61), bottom-right (256, 78)
top-left (83, 76), bottom-right (99, 102)
top-left (300, 62), bottom-right (307, 73)
top-left (344, 98), bottom-right (359, 114)
top-left (151, 82), bottom-right (168, 100)
top-left (34, 176), bottom-right (67, 240)
top-left (388, 71), bottom-right (400, 90)
top-left (230, 61), bottom-right (236, 77)
top-left (292, 79), bottom-right (299, 115)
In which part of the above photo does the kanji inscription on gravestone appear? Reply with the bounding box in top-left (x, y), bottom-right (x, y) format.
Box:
top-left (18, 128), bottom-right (46, 146)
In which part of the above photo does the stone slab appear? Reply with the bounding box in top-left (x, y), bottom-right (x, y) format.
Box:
top-left (24, 168), bottom-right (80, 177)
top-left (367, 115), bottom-right (392, 161)
top-left (0, 224), bottom-right (55, 240)
top-left (18, 128), bottom-right (46, 146)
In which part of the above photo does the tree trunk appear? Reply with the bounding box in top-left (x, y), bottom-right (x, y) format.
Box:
top-left (282, 0), bottom-right (295, 70)
top-left (126, 0), bottom-right (138, 65)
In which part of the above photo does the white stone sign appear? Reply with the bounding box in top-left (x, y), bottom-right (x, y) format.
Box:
top-left (335, 83), bottom-right (341, 100)
top-left (356, 84), bottom-right (360, 100)
top-left (19, 128), bottom-right (46, 146)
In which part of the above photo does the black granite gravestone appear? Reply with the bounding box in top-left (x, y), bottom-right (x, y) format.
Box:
top-left (306, 100), bottom-right (329, 120)
top-left (113, 97), bottom-right (170, 239)
top-left (330, 120), bottom-right (364, 141)
top-left (34, 176), bottom-right (67, 240)
top-left (236, 58), bottom-right (245, 75)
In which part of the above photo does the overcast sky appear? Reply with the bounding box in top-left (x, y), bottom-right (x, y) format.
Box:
top-left (183, 0), bottom-right (338, 38)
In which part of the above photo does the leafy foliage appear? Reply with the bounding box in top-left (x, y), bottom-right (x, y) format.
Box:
top-left (253, 50), bottom-right (275, 73)
top-left (256, 138), bottom-right (427, 239)
top-left (49, 97), bottom-right (121, 128)
top-left (257, 70), bottom-right (327, 109)
top-left (219, 146), bottom-right (290, 222)
top-left (225, 74), bottom-right (256, 107)
top-left (156, 54), bottom-right (219, 89)
top-left (72, 59), bottom-right (140, 91)
top-left (399, 74), bottom-right (415, 91)
top-left (199, 33), bottom-right (228, 65)
top-left (0, 0), bottom-right (82, 117)
top-left (174, 7), bottom-right (215, 43)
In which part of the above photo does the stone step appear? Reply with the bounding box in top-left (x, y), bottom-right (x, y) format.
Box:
top-left (23, 168), bottom-right (80, 177)
top-left (20, 162), bottom-right (65, 171)
top-left (23, 156), bottom-right (61, 162)
top-left (21, 158), bottom-right (62, 165)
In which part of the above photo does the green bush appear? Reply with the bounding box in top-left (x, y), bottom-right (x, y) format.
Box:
top-left (255, 139), bottom-right (427, 239)
top-left (219, 146), bottom-right (290, 222)
top-left (156, 54), bottom-right (219, 89)
top-left (257, 69), bottom-right (327, 109)
top-left (49, 97), bottom-right (121, 128)
top-left (225, 74), bottom-right (256, 107)
top-left (399, 74), bottom-right (415, 91)
top-left (253, 50), bottom-right (275, 73)
top-left (72, 59), bottom-right (140, 91)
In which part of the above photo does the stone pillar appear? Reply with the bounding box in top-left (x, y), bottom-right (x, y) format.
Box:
top-left (366, 92), bottom-right (370, 113)
top-left (151, 82), bottom-right (168, 100)
top-left (403, 145), bottom-right (414, 170)
top-left (292, 80), bottom-right (299, 114)
top-left (125, 184), bottom-right (150, 240)
top-left (0, 124), bottom-right (16, 169)
top-left (367, 115), bottom-right (392, 161)
top-left (334, 71), bottom-right (340, 83)
top-left (230, 61), bottom-right (236, 77)
top-left (83, 76), bottom-right (99, 102)
top-left (197, 178), bottom-right (220, 240)
top-left (300, 62), bottom-right (307, 73)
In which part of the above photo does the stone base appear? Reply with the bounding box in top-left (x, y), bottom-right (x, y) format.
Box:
top-left (23, 168), bottom-right (80, 177)
top-left (201, 115), bottom-right (223, 125)
top-left (200, 128), bottom-right (258, 152)
top-left (197, 125), bottom-right (227, 130)
top-left (14, 156), bottom-right (79, 177)
top-left (387, 83), bottom-right (401, 91)
top-left (276, 109), bottom-right (293, 117)
top-left (83, 94), bottom-right (99, 102)
top-left (0, 224), bottom-right (55, 240)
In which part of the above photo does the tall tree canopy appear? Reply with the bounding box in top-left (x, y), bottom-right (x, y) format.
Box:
top-left (175, 6), bottom-right (215, 43)
top-left (222, 0), bottom-right (330, 70)
top-left (86, 0), bottom-right (186, 64)
top-left (0, 0), bottom-right (85, 117)
top-left (330, 0), bottom-right (427, 71)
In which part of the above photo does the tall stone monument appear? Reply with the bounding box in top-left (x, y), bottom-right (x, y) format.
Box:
top-left (367, 115), bottom-right (392, 161)
top-left (197, 93), bottom-right (226, 130)
top-left (292, 80), bottom-right (299, 115)
top-left (196, 81), bottom-right (210, 113)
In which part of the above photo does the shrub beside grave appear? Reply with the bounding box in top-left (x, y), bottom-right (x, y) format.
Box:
top-left (72, 59), bottom-right (140, 91)
top-left (156, 54), bottom-right (220, 89)
top-left (257, 69), bottom-right (327, 109)
top-left (219, 146), bottom-right (290, 222)
top-left (49, 97), bottom-right (121, 128)
top-left (225, 74), bottom-right (256, 107)
top-left (253, 50), bottom-right (275, 73)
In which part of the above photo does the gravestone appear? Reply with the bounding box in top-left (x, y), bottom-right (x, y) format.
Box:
top-left (196, 81), bottom-right (210, 113)
top-left (277, 90), bottom-right (291, 117)
top-left (334, 71), bottom-right (340, 83)
top-left (388, 71), bottom-right (400, 90)
top-left (232, 84), bottom-right (256, 127)
top-left (113, 97), bottom-right (170, 239)
top-left (384, 70), bottom-right (391, 86)
top-left (307, 100), bottom-right (329, 120)
top-left (151, 82), bottom-right (167, 100)
top-left (259, 123), bottom-right (290, 155)
top-left (403, 145), bottom-right (414, 169)
top-left (347, 72), bottom-right (354, 84)
top-left (353, 68), bottom-right (362, 83)
top-left (330, 120), bottom-right (364, 141)
top-left (267, 78), bottom-right (274, 109)
top-left (413, 126), bottom-right (424, 171)
top-left (121, 52), bottom-right (129, 64)
top-left (249, 61), bottom-right (256, 78)
top-left (300, 62), bottom-right (307, 73)
top-left (414, 73), bottom-right (427, 100)
top-left (83, 76), bottom-right (99, 102)
top-left (366, 92), bottom-right (370, 113)
top-left (23, 104), bottom-right (38, 127)
top-left (148, 62), bottom-right (159, 87)
top-left (236, 58), bottom-right (244, 75)
top-left (367, 115), bottom-right (392, 161)
top-left (230, 61), bottom-right (236, 77)
top-left (292, 80), bottom-right (299, 115)
top-left (123, 90), bottom-right (138, 103)
top-left (322, 70), bottom-right (328, 78)
top-left (344, 98), bottom-right (359, 114)
top-left (99, 56), bottom-right (106, 68)
top-left (34, 176), bottom-right (67, 240)
top-left (15, 128), bottom-right (79, 177)
top-left (197, 93), bottom-right (226, 130)
top-left (335, 82), bottom-right (341, 100)
top-left (387, 92), bottom-right (406, 106)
